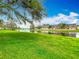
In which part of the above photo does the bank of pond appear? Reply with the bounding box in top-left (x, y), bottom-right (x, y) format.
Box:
top-left (48, 32), bottom-right (79, 38)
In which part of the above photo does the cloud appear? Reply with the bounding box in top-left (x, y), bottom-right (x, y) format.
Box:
top-left (70, 12), bottom-right (79, 17)
top-left (41, 12), bottom-right (79, 25)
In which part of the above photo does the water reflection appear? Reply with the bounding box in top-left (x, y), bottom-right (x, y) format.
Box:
top-left (49, 32), bottom-right (79, 38)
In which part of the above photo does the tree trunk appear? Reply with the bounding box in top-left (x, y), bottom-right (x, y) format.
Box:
top-left (30, 21), bottom-right (35, 32)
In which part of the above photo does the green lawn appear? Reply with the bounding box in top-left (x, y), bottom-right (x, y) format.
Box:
top-left (52, 29), bottom-right (79, 32)
top-left (0, 31), bottom-right (79, 59)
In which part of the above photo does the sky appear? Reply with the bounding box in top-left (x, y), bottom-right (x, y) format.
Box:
top-left (1, 0), bottom-right (79, 28)
top-left (43, 0), bottom-right (79, 17)
top-left (41, 0), bottom-right (79, 25)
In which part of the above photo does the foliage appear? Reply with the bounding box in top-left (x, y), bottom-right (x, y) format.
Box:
top-left (59, 23), bottom-right (66, 29)
top-left (0, 0), bottom-right (46, 32)
top-left (4, 20), bottom-right (17, 30)
top-left (0, 20), bottom-right (3, 28)
top-left (0, 0), bottom-right (45, 22)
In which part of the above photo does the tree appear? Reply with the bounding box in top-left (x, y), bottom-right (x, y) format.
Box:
top-left (59, 23), bottom-right (66, 29)
top-left (0, 20), bottom-right (3, 29)
top-left (0, 0), bottom-right (46, 32)
top-left (4, 20), bottom-right (17, 30)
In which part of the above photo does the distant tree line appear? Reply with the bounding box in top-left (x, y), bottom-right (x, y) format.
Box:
top-left (0, 19), bottom-right (17, 30)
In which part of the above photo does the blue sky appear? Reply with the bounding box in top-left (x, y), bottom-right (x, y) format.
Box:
top-left (43, 0), bottom-right (79, 17)
top-left (1, 0), bottom-right (79, 27)
top-left (41, 0), bottom-right (79, 25)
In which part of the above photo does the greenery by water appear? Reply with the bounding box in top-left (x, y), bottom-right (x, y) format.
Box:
top-left (0, 31), bottom-right (79, 59)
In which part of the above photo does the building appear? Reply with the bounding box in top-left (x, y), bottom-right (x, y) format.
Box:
top-left (40, 24), bottom-right (77, 30)
top-left (68, 24), bottom-right (77, 30)
top-left (77, 25), bottom-right (79, 29)
top-left (52, 25), bottom-right (61, 30)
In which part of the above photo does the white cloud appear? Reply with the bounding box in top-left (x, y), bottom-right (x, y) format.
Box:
top-left (17, 12), bottom-right (79, 28)
top-left (41, 12), bottom-right (79, 25)
top-left (70, 12), bottom-right (79, 17)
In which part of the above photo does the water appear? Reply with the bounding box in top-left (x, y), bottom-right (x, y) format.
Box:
top-left (49, 32), bottom-right (79, 38)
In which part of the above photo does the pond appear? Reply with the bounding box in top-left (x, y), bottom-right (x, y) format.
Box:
top-left (48, 32), bottom-right (79, 38)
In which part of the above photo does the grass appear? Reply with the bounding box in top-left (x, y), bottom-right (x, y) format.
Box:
top-left (0, 31), bottom-right (79, 59)
top-left (52, 29), bottom-right (79, 32)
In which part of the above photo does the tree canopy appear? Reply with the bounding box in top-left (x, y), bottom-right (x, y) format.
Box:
top-left (0, 0), bottom-right (45, 23)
